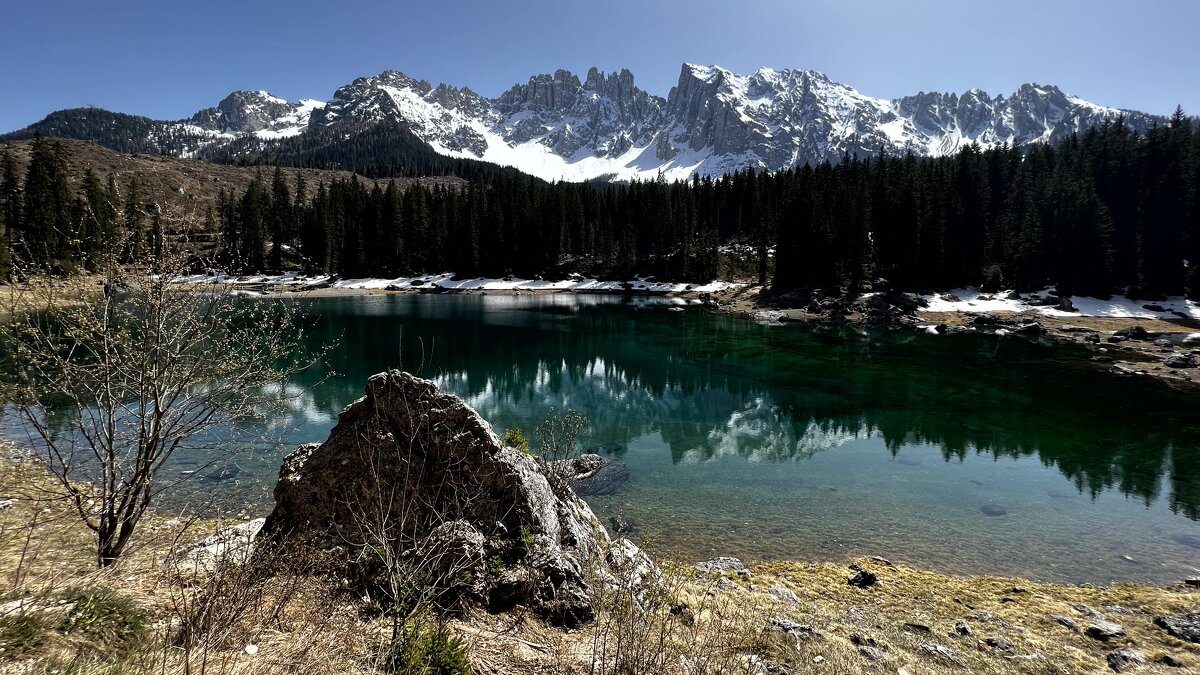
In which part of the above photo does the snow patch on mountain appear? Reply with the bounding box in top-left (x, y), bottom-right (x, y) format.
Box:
top-left (306, 62), bottom-right (1157, 182)
top-left (26, 63), bottom-right (1161, 182)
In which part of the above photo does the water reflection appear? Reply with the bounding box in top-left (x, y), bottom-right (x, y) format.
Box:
top-left (284, 293), bottom-right (1200, 523)
top-left (13, 292), bottom-right (1197, 581)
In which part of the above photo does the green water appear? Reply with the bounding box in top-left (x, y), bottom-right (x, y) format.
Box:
top-left (177, 293), bottom-right (1200, 583)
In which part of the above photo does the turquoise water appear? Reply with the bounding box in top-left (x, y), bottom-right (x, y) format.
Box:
top-left (169, 293), bottom-right (1200, 583)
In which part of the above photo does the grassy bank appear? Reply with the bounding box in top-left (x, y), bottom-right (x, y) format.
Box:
top-left (2, 453), bottom-right (1197, 674)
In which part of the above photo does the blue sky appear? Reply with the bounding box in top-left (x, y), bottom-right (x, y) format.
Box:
top-left (3, 0), bottom-right (1197, 132)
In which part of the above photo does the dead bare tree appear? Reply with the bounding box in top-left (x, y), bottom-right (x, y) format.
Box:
top-left (2, 248), bottom-right (322, 567)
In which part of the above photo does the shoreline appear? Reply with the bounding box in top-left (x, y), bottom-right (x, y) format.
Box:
top-left (227, 277), bottom-right (1200, 389)
top-left (722, 285), bottom-right (1200, 389)
top-left (2, 451), bottom-right (1197, 674)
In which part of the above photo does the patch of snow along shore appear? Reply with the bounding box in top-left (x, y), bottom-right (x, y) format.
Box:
top-left (920, 288), bottom-right (1200, 320)
top-left (175, 272), bottom-right (740, 294)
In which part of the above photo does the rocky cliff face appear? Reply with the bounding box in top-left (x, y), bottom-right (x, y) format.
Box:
top-left (189, 90), bottom-right (323, 139)
top-left (263, 370), bottom-right (616, 626)
top-left (298, 63), bottom-right (1162, 180)
top-left (8, 63), bottom-right (1166, 180)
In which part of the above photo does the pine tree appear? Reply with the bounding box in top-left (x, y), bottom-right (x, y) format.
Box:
top-left (122, 179), bottom-right (146, 263)
top-left (22, 136), bottom-right (61, 267)
top-left (239, 176), bottom-right (267, 273)
top-left (269, 165), bottom-right (291, 270)
top-left (0, 146), bottom-right (18, 278)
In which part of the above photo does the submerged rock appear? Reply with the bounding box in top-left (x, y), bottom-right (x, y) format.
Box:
top-left (608, 514), bottom-right (638, 535)
top-left (1173, 533), bottom-right (1200, 549)
top-left (980, 504), bottom-right (1008, 517)
top-left (204, 465), bottom-right (240, 481)
top-left (555, 453), bottom-right (631, 496)
top-left (263, 370), bottom-right (623, 626)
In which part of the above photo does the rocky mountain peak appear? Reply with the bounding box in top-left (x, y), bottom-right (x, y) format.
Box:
top-left (496, 69), bottom-right (583, 112)
top-left (189, 90), bottom-right (322, 138)
top-left (13, 62), bottom-right (1165, 182)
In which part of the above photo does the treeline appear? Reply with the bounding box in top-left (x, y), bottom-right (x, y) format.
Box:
top-left (215, 167), bottom-right (724, 281)
top-left (774, 109), bottom-right (1200, 297)
top-left (208, 120), bottom-right (521, 181)
top-left (2, 108), bottom-right (214, 156)
top-left (0, 136), bottom-right (164, 276)
top-left (5, 111), bottom-right (1200, 297)
top-left (214, 111), bottom-right (1200, 296)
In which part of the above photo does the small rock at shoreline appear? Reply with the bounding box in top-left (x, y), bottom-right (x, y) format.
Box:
top-left (1106, 650), bottom-right (1147, 672)
top-left (1049, 614), bottom-right (1080, 631)
top-left (695, 557), bottom-right (746, 574)
top-left (1085, 619), bottom-right (1126, 641)
top-left (918, 643), bottom-right (964, 666)
top-left (766, 584), bottom-right (800, 604)
top-left (1154, 612), bottom-right (1200, 643)
top-left (985, 636), bottom-right (1013, 651)
top-left (848, 569), bottom-right (878, 588)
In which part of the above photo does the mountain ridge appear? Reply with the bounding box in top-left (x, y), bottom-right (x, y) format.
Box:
top-left (3, 63), bottom-right (1167, 181)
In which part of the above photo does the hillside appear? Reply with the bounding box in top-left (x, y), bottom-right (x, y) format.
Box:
top-left (1, 137), bottom-right (464, 236)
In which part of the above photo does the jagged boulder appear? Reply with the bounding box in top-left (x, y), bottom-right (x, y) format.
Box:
top-left (263, 370), bottom-right (613, 626)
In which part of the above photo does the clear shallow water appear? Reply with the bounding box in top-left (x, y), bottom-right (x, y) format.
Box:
top-left (152, 294), bottom-right (1200, 582)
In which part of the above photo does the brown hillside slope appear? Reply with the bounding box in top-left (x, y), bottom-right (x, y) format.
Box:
top-left (1, 138), bottom-right (465, 236)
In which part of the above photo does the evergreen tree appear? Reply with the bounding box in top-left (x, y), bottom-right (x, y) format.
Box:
top-left (122, 179), bottom-right (145, 263)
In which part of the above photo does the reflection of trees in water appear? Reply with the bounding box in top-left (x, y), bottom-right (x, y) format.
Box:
top-left (290, 297), bottom-right (1200, 520)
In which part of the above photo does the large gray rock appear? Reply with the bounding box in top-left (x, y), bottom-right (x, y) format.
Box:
top-left (263, 370), bottom-right (612, 626)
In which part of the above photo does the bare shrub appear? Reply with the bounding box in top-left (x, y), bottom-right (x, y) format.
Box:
top-left (535, 408), bottom-right (588, 491)
top-left (585, 560), bottom-right (776, 675)
top-left (1, 249), bottom-right (323, 567)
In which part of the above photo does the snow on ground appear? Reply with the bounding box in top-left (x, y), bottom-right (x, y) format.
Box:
top-left (332, 273), bottom-right (737, 293)
top-left (174, 271), bottom-right (739, 294)
top-left (919, 287), bottom-right (1200, 320)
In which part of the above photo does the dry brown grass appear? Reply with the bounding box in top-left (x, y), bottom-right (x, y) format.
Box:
top-left (3, 451), bottom-right (1199, 674)
top-left (1, 138), bottom-right (465, 237)
top-left (451, 555), bottom-right (1199, 674)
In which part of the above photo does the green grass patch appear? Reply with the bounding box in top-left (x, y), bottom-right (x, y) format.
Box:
top-left (57, 587), bottom-right (148, 648)
top-left (0, 610), bottom-right (50, 659)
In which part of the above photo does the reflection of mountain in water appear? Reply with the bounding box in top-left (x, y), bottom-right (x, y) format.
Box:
top-left (281, 295), bottom-right (1200, 519)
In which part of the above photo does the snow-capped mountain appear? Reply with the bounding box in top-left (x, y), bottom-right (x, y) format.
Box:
top-left (5, 64), bottom-right (1163, 181)
top-left (303, 63), bottom-right (1161, 181)
top-left (190, 90), bottom-right (325, 139)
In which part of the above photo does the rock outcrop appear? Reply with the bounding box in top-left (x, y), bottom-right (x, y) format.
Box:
top-left (263, 370), bottom-right (614, 626)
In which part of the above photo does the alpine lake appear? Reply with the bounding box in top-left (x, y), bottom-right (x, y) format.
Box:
top-left (162, 293), bottom-right (1200, 584)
